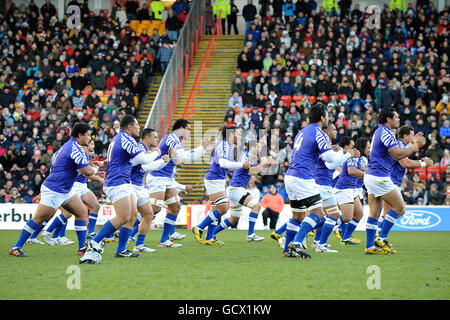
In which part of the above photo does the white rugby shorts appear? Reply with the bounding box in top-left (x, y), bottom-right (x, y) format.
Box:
top-left (103, 184), bottom-right (136, 204)
top-left (334, 188), bottom-right (358, 205)
top-left (132, 184), bottom-right (150, 207)
top-left (364, 174), bottom-right (397, 198)
top-left (285, 175), bottom-right (320, 201)
top-left (40, 184), bottom-right (76, 209)
top-left (146, 175), bottom-right (178, 194)
top-left (72, 182), bottom-right (90, 197)
top-left (317, 184), bottom-right (337, 207)
top-left (204, 178), bottom-right (226, 195)
top-left (226, 186), bottom-right (248, 208)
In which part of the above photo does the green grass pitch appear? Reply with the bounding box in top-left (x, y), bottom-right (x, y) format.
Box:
top-left (0, 230), bottom-right (449, 300)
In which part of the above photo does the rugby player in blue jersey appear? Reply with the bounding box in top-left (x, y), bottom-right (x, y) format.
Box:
top-left (192, 126), bottom-right (251, 245)
top-left (312, 124), bottom-right (356, 253)
top-left (375, 125), bottom-right (433, 252)
top-left (130, 128), bottom-right (174, 253)
top-left (283, 104), bottom-right (358, 259)
top-left (334, 137), bottom-right (369, 245)
top-left (364, 109), bottom-right (426, 255)
top-left (81, 115), bottom-right (178, 262)
top-left (209, 143), bottom-right (273, 244)
top-left (9, 122), bottom-right (100, 257)
top-left (147, 119), bottom-right (215, 248)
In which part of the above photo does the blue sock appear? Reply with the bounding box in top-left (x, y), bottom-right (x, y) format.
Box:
top-left (283, 218), bottom-right (301, 253)
top-left (47, 214), bottom-right (66, 234)
top-left (248, 212), bottom-right (258, 236)
top-left (106, 230), bottom-right (115, 239)
top-left (74, 220), bottom-right (87, 250)
top-left (365, 217), bottom-right (379, 249)
top-left (88, 212), bottom-right (98, 234)
top-left (130, 215), bottom-right (142, 238)
top-left (206, 219), bottom-right (219, 240)
top-left (340, 223), bottom-right (348, 239)
top-left (342, 218), bottom-right (359, 241)
top-left (92, 220), bottom-right (117, 244)
top-left (58, 222), bottom-right (68, 238)
top-left (378, 210), bottom-right (399, 241)
top-left (319, 216), bottom-right (337, 246)
top-left (376, 215), bottom-right (385, 234)
top-left (275, 222), bottom-right (287, 236)
top-left (160, 213), bottom-right (177, 243)
top-left (13, 220), bottom-right (39, 249)
top-left (314, 217), bottom-right (325, 242)
top-left (117, 227), bottom-right (132, 253)
top-left (30, 221), bottom-right (46, 239)
top-left (197, 209), bottom-right (221, 231)
top-left (293, 213), bottom-right (321, 244)
top-left (338, 217), bottom-right (343, 230)
top-left (136, 234), bottom-right (146, 247)
top-left (52, 225), bottom-right (62, 239)
top-left (211, 218), bottom-right (231, 239)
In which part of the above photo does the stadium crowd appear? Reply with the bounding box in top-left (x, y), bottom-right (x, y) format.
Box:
top-left (0, 0), bottom-right (192, 204)
top-left (222, 0), bottom-right (450, 206)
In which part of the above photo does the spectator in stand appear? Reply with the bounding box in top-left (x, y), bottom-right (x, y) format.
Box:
top-left (157, 42), bottom-right (173, 74)
top-left (125, 0), bottom-right (139, 21)
top-left (243, 0), bottom-right (257, 32)
top-left (151, 0), bottom-right (165, 20)
top-left (227, 0), bottom-right (239, 35)
top-left (260, 185), bottom-right (285, 229)
top-left (213, 0), bottom-right (231, 35)
top-left (440, 120), bottom-right (450, 139)
top-left (228, 91), bottom-right (243, 109)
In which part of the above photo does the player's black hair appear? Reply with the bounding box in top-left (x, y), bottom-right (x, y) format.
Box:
top-left (172, 118), bottom-right (190, 131)
top-left (140, 128), bottom-right (156, 140)
top-left (339, 136), bottom-right (353, 148)
top-left (220, 125), bottom-right (237, 140)
top-left (120, 114), bottom-right (137, 129)
top-left (71, 122), bottom-right (90, 138)
top-left (355, 137), bottom-right (369, 156)
top-left (379, 108), bottom-right (396, 124)
top-left (398, 125), bottom-right (413, 139)
top-left (309, 104), bottom-right (327, 124)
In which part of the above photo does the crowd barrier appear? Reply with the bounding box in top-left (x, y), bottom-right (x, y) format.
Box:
top-left (0, 204), bottom-right (449, 231)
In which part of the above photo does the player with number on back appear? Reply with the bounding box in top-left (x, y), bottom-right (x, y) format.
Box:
top-left (363, 108), bottom-right (426, 255)
top-left (9, 122), bottom-right (100, 257)
top-left (283, 104), bottom-right (358, 259)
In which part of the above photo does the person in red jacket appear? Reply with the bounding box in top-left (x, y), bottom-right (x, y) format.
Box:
top-left (260, 185), bottom-right (285, 229)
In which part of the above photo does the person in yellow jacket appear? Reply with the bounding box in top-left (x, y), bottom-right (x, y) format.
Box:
top-left (389, 0), bottom-right (407, 13)
top-left (213, 0), bottom-right (231, 34)
top-left (323, 0), bottom-right (338, 13)
top-left (151, 0), bottom-right (165, 20)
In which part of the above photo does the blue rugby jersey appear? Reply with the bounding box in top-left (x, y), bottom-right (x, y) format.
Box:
top-left (366, 124), bottom-right (398, 177)
top-left (390, 140), bottom-right (407, 187)
top-left (150, 131), bottom-right (183, 178)
top-left (130, 142), bottom-right (148, 186)
top-left (229, 150), bottom-right (258, 188)
top-left (335, 157), bottom-right (361, 190)
top-left (314, 135), bottom-right (334, 187)
top-left (204, 139), bottom-right (235, 181)
top-left (104, 130), bottom-right (143, 187)
top-left (43, 138), bottom-right (90, 193)
top-left (355, 156), bottom-right (368, 189)
top-left (286, 123), bottom-right (332, 180)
